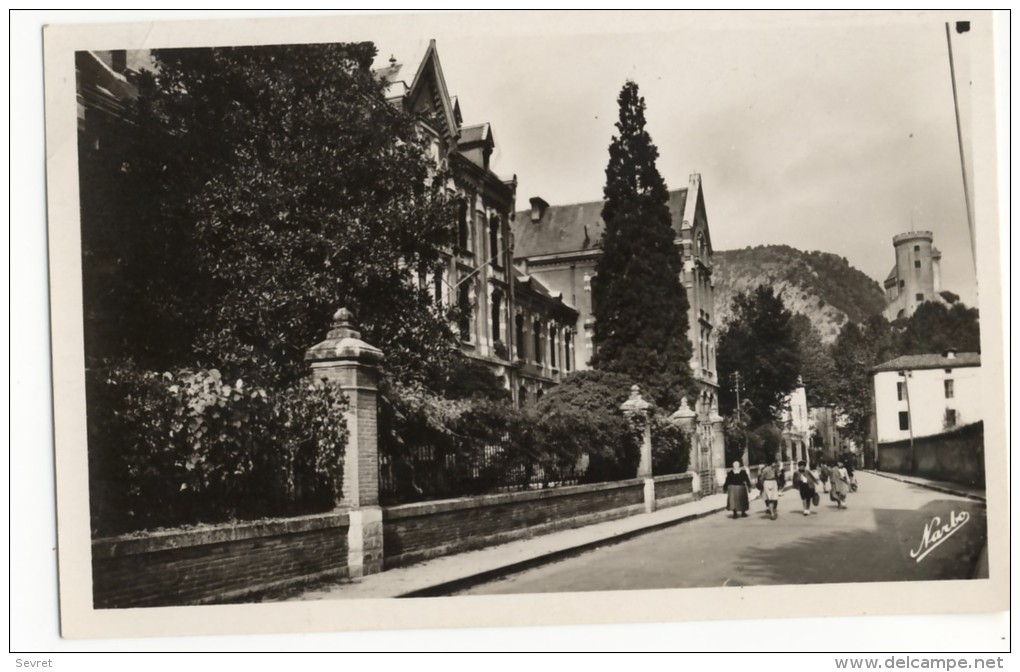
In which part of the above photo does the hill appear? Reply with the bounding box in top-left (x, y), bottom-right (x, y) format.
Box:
top-left (712, 245), bottom-right (886, 342)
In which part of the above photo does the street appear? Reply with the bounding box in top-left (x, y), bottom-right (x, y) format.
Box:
top-left (454, 472), bottom-right (987, 595)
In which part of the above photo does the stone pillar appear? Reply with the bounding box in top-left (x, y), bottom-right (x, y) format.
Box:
top-left (305, 308), bottom-right (385, 578)
top-left (621, 385), bottom-right (654, 513)
top-left (710, 411), bottom-right (726, 493)
top-left (669, 396), bottom-right (698, 476)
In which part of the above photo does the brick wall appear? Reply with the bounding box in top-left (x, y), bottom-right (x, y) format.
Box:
top-left (878, 421), bottom-right (984, 487)
top-left (92, 511), bottom-right (350, 608)
top-left (653, 473), bottom-right (695, 508)
top-left (382, 479), bottom-right (646, 568)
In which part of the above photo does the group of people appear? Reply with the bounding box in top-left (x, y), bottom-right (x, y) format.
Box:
top-left (722, 458), bottom-right (856, 519)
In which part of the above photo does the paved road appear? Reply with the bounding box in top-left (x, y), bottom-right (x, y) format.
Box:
top-left (455, 472), bottom-right (987, 595)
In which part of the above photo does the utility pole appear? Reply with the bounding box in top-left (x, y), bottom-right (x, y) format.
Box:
top-left (733, 371), bottom-right (748, 467)
top-left (900, 370), bottom-right (917, 473)
top-left (946, 22), bottom-right (976, 269)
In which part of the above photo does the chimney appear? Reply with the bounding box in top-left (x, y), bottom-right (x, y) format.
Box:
top-left (110, 50), bottom-right (127, 74)
top-left (529, 197), bottom-right (550, 223)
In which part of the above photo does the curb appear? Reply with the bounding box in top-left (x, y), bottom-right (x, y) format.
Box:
top-left (398, 502), bottom-right (729, 598)
top-left (868, 470), bottom-right (985, 502)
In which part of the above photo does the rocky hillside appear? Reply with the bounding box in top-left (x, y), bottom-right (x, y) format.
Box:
top-left (712, 245), bottom-right (886, 342)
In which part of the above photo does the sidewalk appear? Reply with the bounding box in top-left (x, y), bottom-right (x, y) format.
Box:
top-left (868, 469), bottom-right (985, 502)
top-left (295, 490), bottom-right (732, 600)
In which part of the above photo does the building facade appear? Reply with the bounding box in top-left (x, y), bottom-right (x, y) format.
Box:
top-left (780, 386), bottom-right (811, 465)
top-left (871, 351), bottom-right (981, 444)
top-left (511, 175), bottom-right (725, 491)
top-left (883, 231), bottom-right (944, 321)
top-left (77, 43), bottom-right (577, 407)
top-left (378, 42), bottom-right (578, 404)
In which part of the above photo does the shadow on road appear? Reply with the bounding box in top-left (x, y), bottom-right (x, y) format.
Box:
top-left (737, 499), bottom-right (987, 586)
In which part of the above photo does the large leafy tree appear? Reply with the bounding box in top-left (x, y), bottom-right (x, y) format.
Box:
top-left (897, 301), bottom-right (980, 355)
top-left (80, 43), bottom-right (460, 388)
top-left (716, 285), bottom-right (800, 426)
top-left (829, 314), bottom-right (898, 445)
top-left (591, 81), bottom-right (693, 408)
top-left (790, 313), bottom-right (837, 408)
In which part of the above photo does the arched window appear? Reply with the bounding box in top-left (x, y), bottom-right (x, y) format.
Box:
top-left (458, 283), bottom-right (472, 342)
top-left (549, 326), bottom-right (557, 368)
top-left (491, 291), bottom-right (502, 343)
top-left (515, 314), bottom-right (525, 358)
top-left (533, 319), bottom-right (543, 364)
top-left (457, 199), bottom-right (469, 251)
top-left (489, 216), bottom-right (501, 266)
top-left (518, 385), bottom-right (528, 406)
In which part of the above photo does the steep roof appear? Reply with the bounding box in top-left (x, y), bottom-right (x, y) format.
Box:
top-left (872, 352), bottom-right (980, 373)
top-left (512, 189), bottom-right (688, 258)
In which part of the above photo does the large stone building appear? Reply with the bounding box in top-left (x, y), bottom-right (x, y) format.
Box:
top-left (76, 43), bottom-right (577, 407)
top-left (377, 42), bottom-right (578, 405)
top-left (883, 231), bottom-right (944, 321)
top-left (511, 174), bottom-right (726, 491)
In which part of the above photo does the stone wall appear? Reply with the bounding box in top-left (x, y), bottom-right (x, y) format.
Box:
top-left (653, 473), bottom-right (696, 509)
top-left (877, 421), bottom-right (984, 488)
top-left (382, 479), bottom-right (646, 568)
top-left (92, 512), bottom-right (350, 608)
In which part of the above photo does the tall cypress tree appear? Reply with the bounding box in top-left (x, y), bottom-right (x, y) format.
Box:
top-left (591, 81), bottom-right (693, 408)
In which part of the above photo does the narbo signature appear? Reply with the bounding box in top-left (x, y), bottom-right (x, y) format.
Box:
top-left (910, 510), bottom-right (970, 563)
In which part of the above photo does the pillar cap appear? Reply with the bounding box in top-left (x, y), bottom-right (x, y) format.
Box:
top-left (305, 307), bottom-right (384, 365)
top-left (669, 396), bottom-right (697, 423)
top-left (620, 384), bottom-right (652, 414)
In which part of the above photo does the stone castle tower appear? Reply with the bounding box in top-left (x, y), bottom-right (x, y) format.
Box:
top-left (883, 231), bottom-right (943, 321)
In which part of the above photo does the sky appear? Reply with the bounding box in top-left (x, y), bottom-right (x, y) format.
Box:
top-left (373, 13), bottom-right (981, 307)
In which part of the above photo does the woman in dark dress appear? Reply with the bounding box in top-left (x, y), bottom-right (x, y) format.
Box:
top-left (723, 461), bottom-right (752, 518)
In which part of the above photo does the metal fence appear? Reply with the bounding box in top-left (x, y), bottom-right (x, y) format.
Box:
top-left (379, 437), bottom-right (588, 505)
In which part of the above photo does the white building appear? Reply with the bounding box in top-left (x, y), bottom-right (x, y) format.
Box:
top-left (780, 386), bottom-right (811, 464)
top-left (871, 350), bottom-right (981, 443)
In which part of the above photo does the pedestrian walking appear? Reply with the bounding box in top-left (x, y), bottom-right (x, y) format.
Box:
top-left (756, 461), bottom-right (781, 520)
top-left (792, 460), bottom-right (819, 516)
top-left (723, 461), bottom-right (752, 519)
top-left (830, 460), bottom-right (851, 509)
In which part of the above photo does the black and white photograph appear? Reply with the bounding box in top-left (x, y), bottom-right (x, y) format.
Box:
top-left (28, 9), bottom-right (1009, 648)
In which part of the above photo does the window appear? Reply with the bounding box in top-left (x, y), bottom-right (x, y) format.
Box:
top-left (533, 320), bottom-right (543, 364)
top-left (914, 260), bottom-right (921, 269)
top-left (565, 330), bottom-right (572, 372)
top-left (914, 245), bottom-right (920, 252)
top-left (898, 412), bottom-right (910, 431)
top-left (915, 293), bottom-right (924, 302)
top-left (433, 268), bottom-right (444, 305)
top-left (515, 314), bottom-right (525, 358)
top-left (550, 327), bottom-right (557, 368)
top-left (491, 292), bottom-right (502, 343)
top-left (457, 200), bottom-right (469, 251)
top-left (899, 280), bottom-right (905, 289)
top-left (518, 386), bottom-right (528, 406)
top-left (897, 382), bottom-right (905, 401)
top-left (458, 284), bottom-right (471, 342)
top-left (944, 379), bottom-right (954, 399)
top-left (945, 409), bottom-right (957, 427)
top-left (489, 217), bottom-right (500, 266)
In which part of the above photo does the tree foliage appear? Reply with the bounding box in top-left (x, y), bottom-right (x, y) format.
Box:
top-left (80, 43), bottom-right (461, 388)
top-left (716, 285), bottom-right (801, 426)
top-left (829, 315), bottom-right (898, 445)
top-left (790, 313), bottom-right (837, 407)
top-left (591, 81), bottom-right (694, 409)
top-left (86, 362), bottom-right (349, 535)
top-left (897, 301), bottom-right (980, 355)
